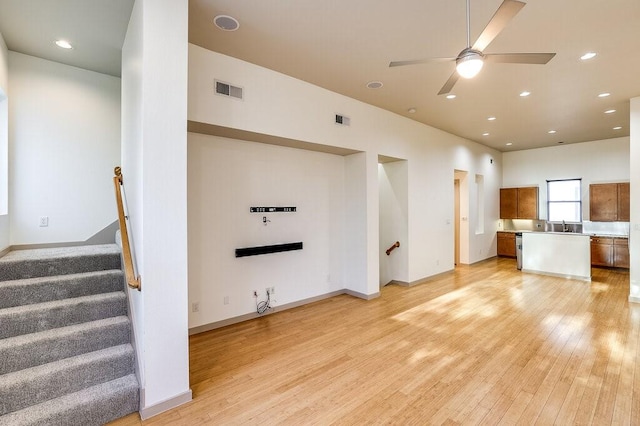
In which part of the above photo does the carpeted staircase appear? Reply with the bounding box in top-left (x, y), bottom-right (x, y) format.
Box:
top-left (0, 244), bottom-right (139, 425)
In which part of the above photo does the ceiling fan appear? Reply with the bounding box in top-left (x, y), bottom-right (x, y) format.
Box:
top-left (389, 0), bottom-right (556, 95)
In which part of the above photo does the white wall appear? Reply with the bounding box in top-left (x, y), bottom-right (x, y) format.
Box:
top-left (630, 98), bottom-right (640, 302)
top-left (188, 44), bottom-right (502, 315)
top-left (8, 52), bottom-right (121, 245)
top-left (121, 0), bottom-right (145, 400)
top-left (503, 137), bottom-right (630, 221)
top-left (379, 161), bottom-right (409, 285)
top-left (188, 133), bottom-right (346, 327)
top-left (0, 32), bottom-right (8, 251)
top-left (121, 0), bottom-right (191, 417)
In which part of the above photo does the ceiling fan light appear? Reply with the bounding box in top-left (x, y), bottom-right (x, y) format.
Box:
top-left (456, 54), bottom-right (484, 79)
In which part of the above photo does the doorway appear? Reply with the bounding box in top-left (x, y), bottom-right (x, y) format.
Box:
top-left (378, 156), bottom-right (408, 287)
top-left (454, 170), bottom-right (469, 266)
top-left (454, 179), bottom-right (460, 265)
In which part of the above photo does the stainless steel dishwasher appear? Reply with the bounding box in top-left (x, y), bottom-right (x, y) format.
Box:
top-left (515, 232), bottom-right (523, 270)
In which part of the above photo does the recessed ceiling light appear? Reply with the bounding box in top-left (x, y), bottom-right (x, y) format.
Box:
top-left (505, 142), bottom-right (513, 146)
top-left (604, 109), bottom-right (616, 114)
top-left (482, 132), bottom-right (490, 136)
top-left (548, 130), bottom-right (557, 134)
top-left (407, 107), bottom-right (417, 114)
top-left (487, 116), bottom-right (496, 121)
top-left (55, 40), bottom-right (73, 49)
top-left (446, 94), bottom-right (456, 99)
top-left (613, 126), bottom-right (622, 130)
top-left (519, 91), bottom-right (531, 97)
top-left (366, 81), bottom-right (383, 89)
top-left (214, 15), bottom-right (240, 31)
top-left (598, 92), bottom-right (610, 98)
top-left (580, 52), bottom-right (597, 60)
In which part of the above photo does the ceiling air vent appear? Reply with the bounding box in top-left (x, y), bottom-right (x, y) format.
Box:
top-left (335, 114), bottom-right (350, 126)
top-left (215, 80), bottom-right (243, 100)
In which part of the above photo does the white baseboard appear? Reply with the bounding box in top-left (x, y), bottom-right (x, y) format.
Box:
top-left (140, 389), bottom-right (193, 420)
top-left (344, 289), bottom-right (379, 300)
top-left (189, 290), bottom-right (346, 335)
top-left (629, 296), bottom-right (640, 304)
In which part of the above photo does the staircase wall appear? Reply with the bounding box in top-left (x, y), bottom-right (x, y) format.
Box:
top-left (7, 51), bottom-right (121, 246)
top-left (0, 31), bottom-right (8, 252)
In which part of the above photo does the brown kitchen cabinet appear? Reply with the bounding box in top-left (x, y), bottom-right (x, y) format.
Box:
top-left (617, 182), bottom-right (630, 222)
top-left (590, 183), bottom-right (630, 222)
top-left (497, 232), bottom-right (516, 257)
top-left (590, 237), bottom-right (613, 267)
top-left (590, 236), bottom-right (629, 268)
top-left (613, 238), bottom-right (630, 268)
top-left (500, 187), bottom-right (538, 220)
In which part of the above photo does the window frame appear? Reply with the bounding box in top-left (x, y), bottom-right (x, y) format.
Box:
top-left (546, 178), bottom-right (582, 223)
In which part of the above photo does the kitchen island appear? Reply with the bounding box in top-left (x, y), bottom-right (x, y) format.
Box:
top-left (522, 232), bottom-right (591, 281)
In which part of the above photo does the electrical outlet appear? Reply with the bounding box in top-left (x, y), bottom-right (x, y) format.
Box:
top-left (253, 290), bottom-right (258, 298)
top-left (223, 296), bottom-right (229, 305)
top-left (192, 302), bottom-right (200, 313)
top-left (39, 216), bottom-right (49, 227)
top-left (266, 286), bottom-right (275, 295)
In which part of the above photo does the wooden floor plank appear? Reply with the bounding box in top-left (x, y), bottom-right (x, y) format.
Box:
top-left (108, 259), bottom-right (638, 425)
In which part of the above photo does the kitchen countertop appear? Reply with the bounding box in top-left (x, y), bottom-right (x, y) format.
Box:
top-left (498, 230), bottom-right (628, 238)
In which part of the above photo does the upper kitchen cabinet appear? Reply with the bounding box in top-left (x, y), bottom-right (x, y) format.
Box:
top-left (500, 187), bottom-right (538, 219)
top-left (617, 182), bottom-right (630, 222)
top-left (590, 183), bottom-right (630, 222)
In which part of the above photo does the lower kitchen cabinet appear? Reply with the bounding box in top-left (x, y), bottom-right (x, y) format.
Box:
top-left (497, 232), bottom-right (516, 257)
top-left (590, 236), bottom-right (629, 268)
top-left (613, 238), bottom-right (630, 268)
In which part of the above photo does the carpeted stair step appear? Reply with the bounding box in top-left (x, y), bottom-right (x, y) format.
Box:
top-left (0, 270), bottom-right (124, 309)
top-left (0, 316), bottom-right (131, 375)
top-left (0, 344), bottom-right (135, 416)
top-left (0, 292), bottom-right (127, 339)
top-left (0, 374), bottom-right (139, 426)
top-left (0, 245), bottom-right (121, 281)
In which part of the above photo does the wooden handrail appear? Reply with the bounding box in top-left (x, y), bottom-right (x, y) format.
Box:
top-left (113, 167), bottom-right (141, 291)
top-left (386, 241), bottom-right (400, 256)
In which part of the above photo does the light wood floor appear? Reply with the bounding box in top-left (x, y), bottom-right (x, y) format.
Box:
top-left (110, 258), bottom-right (638, 425)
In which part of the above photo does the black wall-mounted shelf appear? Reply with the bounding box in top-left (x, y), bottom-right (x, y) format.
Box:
top-left (235, 242), bottom-right (303, 258)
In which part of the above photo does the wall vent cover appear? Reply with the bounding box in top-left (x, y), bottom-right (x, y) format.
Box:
top-left (335, 114), bottom-right (350, 126)
top-left (215, 80), bottom-right (243, 100)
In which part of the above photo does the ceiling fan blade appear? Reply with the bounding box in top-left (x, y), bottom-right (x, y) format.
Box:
top-left (472, 0), bottom-right (525, 52)
top-left (484, 52), bottom-right (556, 64)
top-left (438, 71), bottom-right (460, 95)
top-left (389, 57), bottom-right (456, 67)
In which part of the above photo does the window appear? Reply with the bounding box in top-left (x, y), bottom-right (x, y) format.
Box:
top-left (547, 179), bottom-right (581, 222)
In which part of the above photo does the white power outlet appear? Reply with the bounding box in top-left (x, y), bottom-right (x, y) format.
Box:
top-left (223, 296), bottom-right (229, 305)
top-left (266, 286), bottom-right (275, 295)
top-left (39, 216), bottom-right (49, 227)
top-left (191, 302), bottom-right (200, 313)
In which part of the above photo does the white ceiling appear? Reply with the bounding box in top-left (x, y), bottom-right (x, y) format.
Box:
top-left (1, 0), bottom-right (639, 152)
top-left (0, 0), bottom-right (133, 78)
